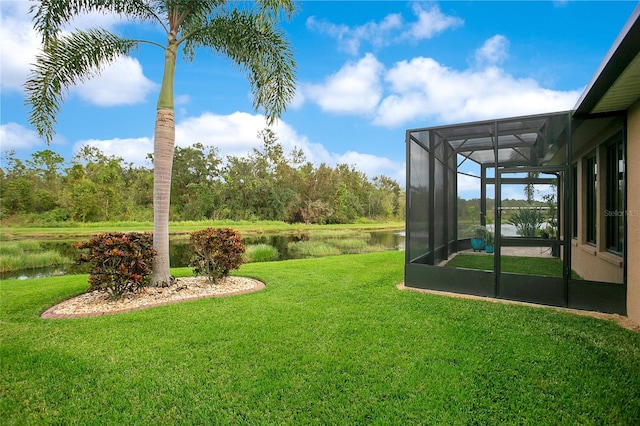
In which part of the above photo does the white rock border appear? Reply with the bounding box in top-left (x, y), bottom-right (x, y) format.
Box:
top-left (42, 276), bottom-right (265, 318)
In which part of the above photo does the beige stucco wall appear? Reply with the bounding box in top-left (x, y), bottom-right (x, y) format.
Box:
top-left (571, 241), bottom-right (623, 284)
top-left (627, 99), bottom-right (640, 326)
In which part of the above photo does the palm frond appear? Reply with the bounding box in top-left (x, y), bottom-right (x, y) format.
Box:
top-left (31, 0), bottom-right (160, 44)
top-left (183, 9), bottom-right (296, 124)
top-left (24, 29), bottom-right (138, 143)
top-left (255, 0), bottom-right (297, 23)
top-left (173, 0), bottom-right (229, 39)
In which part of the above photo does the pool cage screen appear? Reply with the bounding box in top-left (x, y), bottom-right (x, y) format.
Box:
top-left (404, 111), bottom-right (626, 314)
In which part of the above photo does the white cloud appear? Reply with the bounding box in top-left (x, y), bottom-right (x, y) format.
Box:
top-left (475, 35), bottom-right (509, 66)
top-left (0, 3), bottom-right (42, 92)
top-left (73, 56), bottom-right (157, 106)
top-left (0, 123), bottom-right (42, 150)
top-left (175, 94), bottom-right (191, 105)
top-left (457, 173), bottom-right (481, 193)
top-left (75, 112), bottom-right (312, 167)
top-left (299, 30), bottom-right (580, 129)
top-left (335, 151), bottom-right (404, 182)
top-left (74, 137), bottom-right (154, 166)
top-left (306, 17), bottom-right (353, 54)
top-left (374, 57), bottom-right (581, 127)
top-left (401, 3), bottom-right (464, 42)
top-left (271, 121), bottom-right (331, 165)
top-left (174, 111), bottom-right (349, 170)
top-left (307, 4), bottom-right (460, 55)
top-left (289, 86), bottom-right (306, 109)
top-left (72, 111), bottom-right (402, 181)
top-left (61, 10), bottom-right (125, 32)
top-left (174, 112), bottom-right (405, 181)
top-left (175, 111), bottom-right (266, 157)
top-left (0, 2), bottom-right (154, 106)
top-left (501, 185), bottom-right (528, 201)
top-left (306, 13), bottom-right (402, 55)
top-left (303, 53), bottom-right (384, 115)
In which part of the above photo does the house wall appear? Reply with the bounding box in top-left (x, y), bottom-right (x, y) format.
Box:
top-left (571, 121), bottom-right (625, 285)
top-left (627, 99), bottom-right (640, 326)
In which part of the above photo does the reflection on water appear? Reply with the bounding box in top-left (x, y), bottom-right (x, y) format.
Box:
top-left (167, 231), bottom-right (405, 267)
top-left (1, 230), bottom-right (405, 280)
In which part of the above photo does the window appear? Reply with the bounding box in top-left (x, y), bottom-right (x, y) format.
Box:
top-left (606, 133), bottom-right (624, 254)
top-left (585, 153), bottom-right (597, 245)
top-left (572, 164), bottom-right (577, 239)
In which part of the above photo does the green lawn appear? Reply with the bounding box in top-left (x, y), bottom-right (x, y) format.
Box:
top-left (2, 251), bottom-right (639, 424)
top-left (446, 253), bottom-right (582, 278)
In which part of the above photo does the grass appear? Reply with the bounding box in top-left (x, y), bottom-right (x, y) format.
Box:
top-left (287, 240), bottom-right (341, 258)
top-left (0, 240), bottom-right (41, 254)
top-left (326, 237), bottom-right (369, 252)
top-left (0, 241), bottom-right (72, 273)
top-left (1, 251), bottom-right (639, 424)
top-left (242, 232), bottom-right (386, 263)
top-left (303, 229), bottom-right (371, 239)
top-left (277, 230), bottom-right (385, 257)
top-left (228, 230), bottom-right (389, 258)
top-left (445, 253), bottom-right (582, 278)
top-left (0, 220), bottom-right (404, 240)
top-left (244, 244), bottom-right (279, 262)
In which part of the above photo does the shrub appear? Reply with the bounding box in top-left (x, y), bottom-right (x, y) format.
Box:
top-left (189, 228), bottom-right (245, 283)
top-left (244, 244), bottom-right (279, 263)
top-left (508, 208), bottom-right (546, 237)
top-left (75, 232), bottom-right (156, 298)
top-left (467, 224), bottom-right (488, 239)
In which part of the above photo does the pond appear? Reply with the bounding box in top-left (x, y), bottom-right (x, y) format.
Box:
top-left (1, 230), bottom-right (405, 281)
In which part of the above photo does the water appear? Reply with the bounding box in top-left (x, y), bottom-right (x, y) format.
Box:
top-left (1, 230), bottom-right (405, 280)
top-left (487, 224), bottom-right (519, 237)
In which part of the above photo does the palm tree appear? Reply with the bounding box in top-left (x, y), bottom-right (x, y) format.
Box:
top-left (25, 0), bottom-right (297, 286)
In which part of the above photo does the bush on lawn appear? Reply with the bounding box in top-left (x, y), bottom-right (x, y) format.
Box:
top-left (75, 232), bottom-right (156, 298)
top-left (189, 228), bottom-right (245, 284)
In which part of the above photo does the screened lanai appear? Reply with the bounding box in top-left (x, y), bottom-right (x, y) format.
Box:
top-left (405, 111), bottom-right (626, 314)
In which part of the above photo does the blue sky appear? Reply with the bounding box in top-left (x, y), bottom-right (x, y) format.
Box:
top-left (1, 1), bottom-right (637, 189)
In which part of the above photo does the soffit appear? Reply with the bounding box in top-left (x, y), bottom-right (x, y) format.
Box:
top-left (591, 52), bottom-right (640, 114)
top-left (574, 5), bottom-right (640, 116)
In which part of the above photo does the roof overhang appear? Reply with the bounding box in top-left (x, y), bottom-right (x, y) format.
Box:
top-left (573, 4), bottom-right (640, 117)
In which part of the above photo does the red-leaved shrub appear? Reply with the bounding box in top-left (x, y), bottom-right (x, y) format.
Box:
top-left (75, 232), bottom-right (156, 298)
top-left (189, 228), bottom-right (245, 283)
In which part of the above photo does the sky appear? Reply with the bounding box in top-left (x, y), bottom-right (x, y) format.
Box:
top-left (1, 0), bottom-right (638, 194)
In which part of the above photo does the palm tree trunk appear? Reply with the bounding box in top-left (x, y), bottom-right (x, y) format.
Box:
top-left (150, 108), bottom-right (175, 286)
top-left (150, 39), bottom-right (177, 287)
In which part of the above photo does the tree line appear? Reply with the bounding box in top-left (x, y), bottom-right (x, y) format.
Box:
top-left (458, 197), bottom-right (549, 225)
top-left (1, 129), bottom-right (405, 225)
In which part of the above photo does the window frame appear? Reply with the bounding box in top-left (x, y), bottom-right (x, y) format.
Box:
top-left (605, 133), bottom-right (624, 255)
top-left (572, 163), bottom-right (578, 239)
top-left (585, 152), bottom-right (597, 245)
